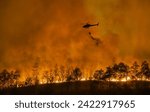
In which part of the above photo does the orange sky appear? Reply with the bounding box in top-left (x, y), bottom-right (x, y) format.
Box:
top-left (0, 0), bottom-right (150, 70)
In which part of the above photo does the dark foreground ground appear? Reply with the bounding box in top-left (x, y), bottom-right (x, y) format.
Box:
top-left (0, 81), bottom-right (150, 95)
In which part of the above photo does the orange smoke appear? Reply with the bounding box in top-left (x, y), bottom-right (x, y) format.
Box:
top-left (0, 0), bottom-right (150, 79)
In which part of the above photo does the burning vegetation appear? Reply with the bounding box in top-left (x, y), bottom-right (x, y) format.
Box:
top-left (0, 0), bottom-right (150, 94)
top-left (0, 61), bottom-right (150, 89)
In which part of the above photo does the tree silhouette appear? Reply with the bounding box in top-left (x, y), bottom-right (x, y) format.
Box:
top-left (25, 77), bottom-right (33, 86)
top-left (141, 61), bottom-right (150, 79)
top-left (0, 69), bottom-right (12, 88)
top-left (66, 75), bottom-right (74, 82)
top-left (93, 69), bottom-right (104, 80)
top-left (72, 67), bottom-right (82, 81)
top-left (66, 66), bottom-right (74, 81)
top-left (13, 70), bottom-right (21, 87)
top-left (130, 61), bottom-right (140, 80)
top-left (117, 62), bottom-right (129, 80)
top-left (103, 67), bottom-right (114, 81)
top-left (1, 60), bottom-right (150, 89)
top-left (67, 67), bottom-right (82, 81)
top-left (112, 64), bottom-right (119, 79)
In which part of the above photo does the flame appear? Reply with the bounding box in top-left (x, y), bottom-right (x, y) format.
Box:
top-left (110, 78), bottom-right (117, 82)
top-left (110, 76), bottom-right (131, 82)
top-left (137, 78), bottom-right (140, 81)
top-left (120, 78), bottom-right (126, 82)
top-left (127, 76), bottom-right (131, 81)
top-left (0, 1), bottom-right (150, 90)
top-left (55, 81), bottom-right (59, 83)
top-left (81, 78), bottom-right (86, 81)
top-left (1, 63), bottom-right (150, 89)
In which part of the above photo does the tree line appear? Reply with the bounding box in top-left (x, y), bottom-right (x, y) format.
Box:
top-left (0, 61), bottom-right (150, 89)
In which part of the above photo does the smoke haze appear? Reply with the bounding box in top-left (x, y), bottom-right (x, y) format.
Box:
top-left (0, 0), bottom-right (150, 71)
top-left (86, 0), bottom-right (150, 63)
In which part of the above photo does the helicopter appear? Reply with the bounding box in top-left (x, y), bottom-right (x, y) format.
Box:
top-left (83, 22), bottom-right (99, 29)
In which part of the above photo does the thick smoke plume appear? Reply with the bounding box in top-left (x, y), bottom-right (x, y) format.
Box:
top-left (86, 0), bottom-right (150, 64)
top-left (0, 0), bottom-right (150, 73)
top-left (0, 0), bottom-right (92, 70)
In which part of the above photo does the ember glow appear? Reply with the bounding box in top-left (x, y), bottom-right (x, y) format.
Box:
top-left (81, 78), bottom-right (86, 81)
top-left (0, 0), bottom-right (150, 89)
